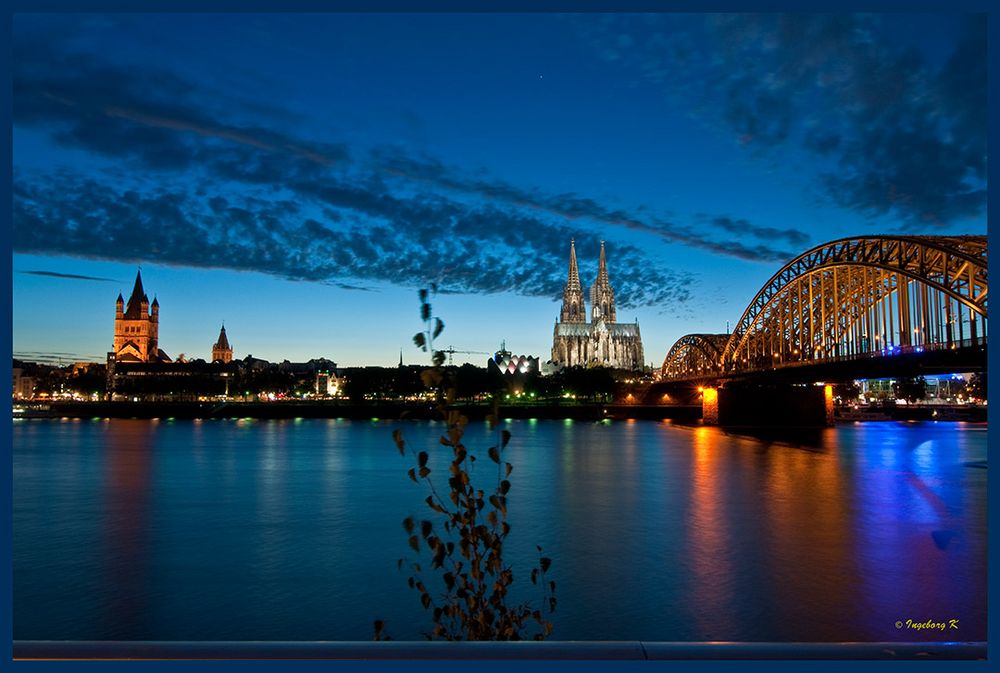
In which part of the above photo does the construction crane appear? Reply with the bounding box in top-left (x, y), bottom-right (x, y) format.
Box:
top-left (442, 345), bottom-right (491, 366)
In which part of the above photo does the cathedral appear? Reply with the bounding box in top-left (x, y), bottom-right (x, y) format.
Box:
top-left (112, 270), bottom-right (171, 363)
top-left (551, 240), bottom-right (645, 370)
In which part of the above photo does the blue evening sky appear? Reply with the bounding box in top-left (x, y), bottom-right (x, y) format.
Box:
top-left (12, 12), bottom-right (986, 366)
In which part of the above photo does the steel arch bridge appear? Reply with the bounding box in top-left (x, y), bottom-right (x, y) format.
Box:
top-left (661, 235), bottom-right (987, 380)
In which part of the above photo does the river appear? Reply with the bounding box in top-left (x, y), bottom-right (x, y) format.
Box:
top-left (12, 417), bottom-right (987, 642)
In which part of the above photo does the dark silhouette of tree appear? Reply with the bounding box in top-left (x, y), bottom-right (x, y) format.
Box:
top-left (375, 287), bottom-right (555, 641)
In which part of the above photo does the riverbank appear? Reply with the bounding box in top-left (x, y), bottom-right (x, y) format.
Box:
top-left (13, 400), bottom-right (704, 422)
top-left (14, 401), bottom-right (986, 423)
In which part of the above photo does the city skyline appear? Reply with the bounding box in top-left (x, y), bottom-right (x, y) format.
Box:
top-left (12, 13), bottom-right (987, 367)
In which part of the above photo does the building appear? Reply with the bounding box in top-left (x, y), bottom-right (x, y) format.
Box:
top-left (315, 369), bottom-right (342, 397)
top-left (112, 270), bottom-right (171, 363)
top-left (12, 368), bottom-right (35, 399)
top-left (212, 325), bottom-right (233, 363)
top-left (489, 342), bottom-right (539, 376)
top-left (551, 240), bottom-right (644, 370)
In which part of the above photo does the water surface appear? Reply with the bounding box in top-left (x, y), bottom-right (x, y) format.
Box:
top-left (13, 418), bottom-right (987, 641)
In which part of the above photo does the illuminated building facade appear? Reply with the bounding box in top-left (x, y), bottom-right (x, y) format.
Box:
top-left (112, 270), bottom-right (171, 363)
top-left (551, 240), bottom-right (644, 370)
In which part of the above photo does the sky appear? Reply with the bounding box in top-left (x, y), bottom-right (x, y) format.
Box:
top-left (11, 12), bottom-right (987, 367)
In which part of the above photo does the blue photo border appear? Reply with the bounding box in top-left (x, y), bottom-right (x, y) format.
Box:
top-left (3, 0), bottom-right (995, 670)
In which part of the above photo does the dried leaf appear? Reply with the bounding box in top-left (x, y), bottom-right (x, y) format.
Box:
top-left (419, 466), bottom-right (431, 478)
top-left (425, 495), bottom-right (443, 513)
top-left (501, 430), bottom-right (511, 448)
top-left (413, 333), bottom-right (426, 350)
top-left (505, 462), bottom-right (513, 477)
top-left (499, 480), bottom-right (510, 495)
top-left (488, 446), bottom-right (500, 464)
top-left (408, 535), bottom-right (419, 552)
top-left (403, 517), bottom-right (414, 534)
top-left (421, 520), bottom-right (432, 538)
top-left (433, 318), bottom-right (445, 339)
top-left (407, 468), bottom-right (417, 483)
top-left (540, 557), bottom-right (552, 573)
top-left (418, 451), bottom-right (428, 468)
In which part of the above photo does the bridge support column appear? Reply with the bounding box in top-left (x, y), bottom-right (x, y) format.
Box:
top-left (702, 387), bottom-right (719, 425)
top-left (706, 383), bottom-right (834, 428)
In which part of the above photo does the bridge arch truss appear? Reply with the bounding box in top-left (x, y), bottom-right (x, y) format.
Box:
top-left (660, 334), bottom-right (729, 379)
top-left (660, 236), bottom-right (987, 380)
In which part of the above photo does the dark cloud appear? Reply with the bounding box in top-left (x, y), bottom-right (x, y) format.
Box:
top-left (14, 28), bottom-right (835, 310)
top-left (374, 148), bottom-right (798, 262)
top-left (18, 270), bottom-right (119, 282)
top-left (13, 172), bottom-right (695, 310)
top-left (701, 215), bottom-right (810, 247)
top-left (579, 14), bottom-right (986, 228)
top-left (13, 36), bottom-right (349, 173)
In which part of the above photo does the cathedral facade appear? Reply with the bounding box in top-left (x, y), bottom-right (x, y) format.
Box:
top-left (112, 270), bottom-right (171, 363)
top-left (551, 240), bottom-right (645, 371)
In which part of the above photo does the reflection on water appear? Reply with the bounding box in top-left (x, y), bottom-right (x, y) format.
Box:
top-left (102, 423), bottom-right (154, 638)
top-left (13, 418), bottom-right (986, 642)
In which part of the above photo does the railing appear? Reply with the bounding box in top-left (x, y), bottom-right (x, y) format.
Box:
top-left (12, 640), bottom-right (987, 660)
top-left (728, 337), bottom-right (987, 375)
top-left (663, 337), bottom-right (986, 381)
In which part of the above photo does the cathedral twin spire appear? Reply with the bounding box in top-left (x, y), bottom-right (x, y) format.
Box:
top-left (559, 239), bottom-right (586, 323)
top-left (559, 239), bottom-right (616, 324)
top-left (590, 241), bottom-right (616, 322)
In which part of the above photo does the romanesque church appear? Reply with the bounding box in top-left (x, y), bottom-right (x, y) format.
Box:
top-left (112, 270), bottom-right (171, 363)
top-left (551, 240), bottom-right (645, 370)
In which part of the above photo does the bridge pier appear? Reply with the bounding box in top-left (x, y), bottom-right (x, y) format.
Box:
top-left (702, 384), bottom-right (833, 428)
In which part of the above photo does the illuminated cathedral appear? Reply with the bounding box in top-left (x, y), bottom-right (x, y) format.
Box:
top-left (551, 240), bottom-right (644, 370)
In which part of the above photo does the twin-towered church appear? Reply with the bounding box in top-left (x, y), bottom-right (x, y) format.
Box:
top-left (551, 240), bottom-right (645, 370)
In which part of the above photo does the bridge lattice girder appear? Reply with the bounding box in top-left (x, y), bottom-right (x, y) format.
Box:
top-left (660, 235), bottom-right (987, 381)
top-left (660, 334), bottom-right (729, 379)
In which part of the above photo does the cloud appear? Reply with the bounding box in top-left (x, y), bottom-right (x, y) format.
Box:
top-left (374, 148), bottom-right (799, 262)
top-left (701, 215), bottom-right (810, 247)
top-left (13, 172), bottom-right (696, 310)
top-left (18, 270), bottom-right (119, 282)
top-left (578, 14), bottom-right (987, 228)
top-left (13, 35), bottom-right (349, 173)
top-left (14, 27), bottom-right (846, 311)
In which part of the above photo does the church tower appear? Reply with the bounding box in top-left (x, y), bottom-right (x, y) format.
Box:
top-left (589, 241), bottom-right (617, 323)
top-left (559, 238), bottom-right (587, 323)
top-left (113, 269), bottom-right (166, 362)
top-left (212, 325), bottom-right (233, 363)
